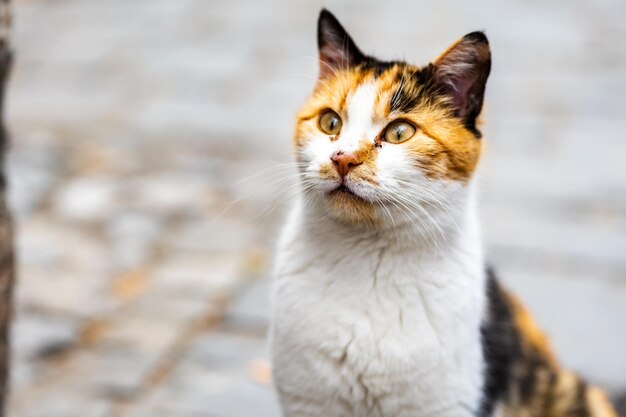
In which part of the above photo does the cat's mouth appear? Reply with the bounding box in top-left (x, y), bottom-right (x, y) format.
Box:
top-left (328, 183), bottom-right (365, 201)
top-left (332, 184), bottom-right (356, 196)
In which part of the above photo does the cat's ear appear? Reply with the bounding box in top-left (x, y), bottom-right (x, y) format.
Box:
top-left (432, 32), bottom-right (491, 133)
top-left (317, 9), bottom-right (365, 79)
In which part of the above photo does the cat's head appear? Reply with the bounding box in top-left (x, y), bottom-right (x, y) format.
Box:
top-left (294, 10), bottom-right (491, 228)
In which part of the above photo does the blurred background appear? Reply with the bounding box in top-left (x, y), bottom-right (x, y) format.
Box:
top-left (4, 0), bottom-right (626, 416)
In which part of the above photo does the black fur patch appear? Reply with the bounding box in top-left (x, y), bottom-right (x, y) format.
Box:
top-left (570, 379), bottom-right (591, 416)
top-left (479, 267), bottom-right (523, 416)
top-left (358, 58), bottom-right (398, 77)
top-left (463, 31), bottom-right (489, 44)
top-left (388, 65), bottom-right (445, 114)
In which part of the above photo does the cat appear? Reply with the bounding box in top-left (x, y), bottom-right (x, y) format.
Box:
top-left (269, 9), bottom-right (619, 417)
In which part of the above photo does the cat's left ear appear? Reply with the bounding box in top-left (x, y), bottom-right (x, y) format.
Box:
top-left (432, 32), bottom-right (491, 134)
top-left (317, 9), bottom-right (365, 79)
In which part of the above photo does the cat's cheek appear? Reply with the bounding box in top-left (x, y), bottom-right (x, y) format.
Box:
top-left (299, 135), bottom-right (340, 186)
top-left (376, 144), bottom-right (419, 185)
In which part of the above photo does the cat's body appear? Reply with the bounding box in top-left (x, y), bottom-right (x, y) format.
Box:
top-left (272, 193), bottom-right (485, 417)
top-left (270, 10), bottom-right (618, 417)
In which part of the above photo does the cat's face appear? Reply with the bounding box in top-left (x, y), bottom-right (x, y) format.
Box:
top-left (294, 10), bottom-right (491, 227)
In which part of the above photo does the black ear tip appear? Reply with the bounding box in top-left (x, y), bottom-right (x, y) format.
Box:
top-left (318, 9), bottom-right (340, 28)
top-left (318, 9), bottom-right (345, 48)
top-left (463, 31), bottom-right (489, 45)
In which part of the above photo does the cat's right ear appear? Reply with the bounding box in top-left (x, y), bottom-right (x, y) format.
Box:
top-left (431, 32), bottom-right (491, 135)
top-left (317, 9), bottom-right (364, 79)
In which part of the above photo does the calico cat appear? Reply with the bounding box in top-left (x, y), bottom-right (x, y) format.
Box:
top-left (270, 9), bottom-right (619, 417)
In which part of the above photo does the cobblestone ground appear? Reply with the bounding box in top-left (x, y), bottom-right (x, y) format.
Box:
top-left (4, 0), bottom-right (626, 416)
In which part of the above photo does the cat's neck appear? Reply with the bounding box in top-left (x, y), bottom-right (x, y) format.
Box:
top-left (294, 186), bottom-right (483, 265)
top-left (275, 185), bottom-right (485, 293)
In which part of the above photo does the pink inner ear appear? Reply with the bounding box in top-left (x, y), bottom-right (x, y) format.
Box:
top-left (319, 48), bottom-right (347, 79)
top-left (319, 41), bottom-right (360, 79)
top-left (432, 33), bottom-right (490, 125)
top-left (434, 40), bottom-right (489, 121)
top-left (446, 72), bottom-right (479, 118)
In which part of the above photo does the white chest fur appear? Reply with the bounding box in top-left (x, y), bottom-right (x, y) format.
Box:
top-left (270, 199), bottom-right (487, 417)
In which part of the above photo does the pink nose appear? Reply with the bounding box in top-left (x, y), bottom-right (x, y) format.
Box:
top-left (330, 151), bottom-right (362, 178)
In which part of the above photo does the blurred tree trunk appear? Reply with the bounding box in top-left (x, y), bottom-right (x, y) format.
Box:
top-left (0, 0), bottom-right (13, 415)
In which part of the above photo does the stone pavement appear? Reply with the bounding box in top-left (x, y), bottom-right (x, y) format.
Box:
top-left (4, 0), bottom-right (626, 416)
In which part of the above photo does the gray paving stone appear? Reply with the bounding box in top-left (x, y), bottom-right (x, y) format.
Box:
top-left (53, 176), bottom-right (119, 223)
top-left (12, 396), bottom-right (109, 417)
top-left (7, 147), bottom-right (60, 217)
top-left (127, 332), bottom-right (280, 417)
top-left (106, 211), bottom-right (162, 270)
top-left (126, 173), bottom-right (215, 215)
top-left (10, 312), bottom-right (78, 362)
top-left (150, 252), bottom-right (242, 297)
top-left (482, 199), bottom-right (626, 270)
top-left (226, 278), bottom-right (271, 331)
top-left (163, 217), bottom-right (258, 254)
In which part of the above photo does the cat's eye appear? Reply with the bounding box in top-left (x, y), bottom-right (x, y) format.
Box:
top-left (384, 121), bottom-right (416, 144)
top-left (318, 110), bottom-right (342, 135)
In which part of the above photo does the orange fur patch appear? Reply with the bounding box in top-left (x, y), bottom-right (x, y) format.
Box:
top-left (506, 291), bottom-right (557, 366)
top-left (587, 387), bottom-right (619, 417)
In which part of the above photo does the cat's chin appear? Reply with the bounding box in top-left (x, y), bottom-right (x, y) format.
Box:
top-left (324, 185), bottom-right (380, 226)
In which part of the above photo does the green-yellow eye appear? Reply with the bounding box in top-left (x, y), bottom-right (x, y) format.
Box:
top-left (319, 110), bottom-right (342, 135)
top-left (384, 121), bottom-right (416, 144)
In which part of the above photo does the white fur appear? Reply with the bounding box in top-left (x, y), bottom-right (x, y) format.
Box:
top-left (271, 83), bottom-right (487, 417)
top-left (340, 83), bottom-right (380, 152)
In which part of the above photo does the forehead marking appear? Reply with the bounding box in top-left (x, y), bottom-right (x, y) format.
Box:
top-left (338, 82), bottom-right (379, 153)
top-left (347, 82), bottom-right (377, 128)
